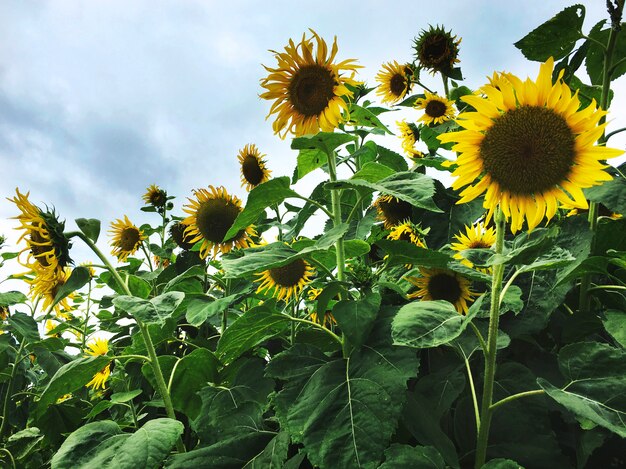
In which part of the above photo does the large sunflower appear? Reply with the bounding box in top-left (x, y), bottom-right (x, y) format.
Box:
top-left (183, 186), bottom-right (255, 259)
top-left (414, 25), bottom-right (461, 74)
top-left (375, 61), bottom-right (413, 104)
top-left (255, 258), bottom-right (314, 302)
top-left (439, 58), bottom-right (623, 233)
top-left (142, 184), bottom-right (167, 208)
top-left (260, 29), bottom-right (361, 138)
top-left (397, 121), bottom-right (425, 159)
top-left (28, 266), bottom-right (73, 317)
top-left (450, 223), bottom-right (496, 270)
top-left (406, 267), bottom-right (474, 315)
top-left (373, 195), bottom-right (413, 229)
top-left (415, 91), bottom-right (456, 125)
top-left (85, 337), bottom-right (112, 390)
top-left (109, 216), bottom-right (146, 262)
top-left (169, 221), bottom-right (196, 251)
top-left (238, 144), bottom-right (272, 191)
top-left (9, 189), bottom-right (72, 279)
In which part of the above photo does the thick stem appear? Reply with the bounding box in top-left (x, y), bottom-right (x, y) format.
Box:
top-left (0, 341), bottom-right (25, 439)
top-left (474, 209), bottom-right (506, 469)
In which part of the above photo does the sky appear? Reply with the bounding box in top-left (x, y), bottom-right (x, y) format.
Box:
top-left (1, 0), bottom-right (624, 272)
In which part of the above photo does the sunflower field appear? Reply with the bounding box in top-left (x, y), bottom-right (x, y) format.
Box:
top-left (1, 3), bottom-right (626, 469)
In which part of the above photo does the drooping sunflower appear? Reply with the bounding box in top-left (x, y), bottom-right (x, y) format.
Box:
top-left (373, 195), bottom-right (413, 229)
top-left (169, 221), bottom-right (196, 251)
top-left (260, 29), bottom-right (361, 138)
top-left (387, 221), bottom-right (427, 248)
top-left (8, 188), bottom-right (72, 279)
top-left (109, 215), bottom-right (146, 262)
top-left (183, 186), bottom-right (256, 259)
top-left (406, 267), bottom-right (474, 315)
top-left (238, 144), bottom-right (272, 191)
top-left (85, 337), bottom-right (112, 391)
top-left (450, 223), bottom-right (496, 269)
top-left (414, 25), bottom-right (461, 74)
top-left (307, 287), bottom-right (337, 328)
top-left (28, 266), bottom-right (73, 317)
top-left (375, 61), bottom-right (413, 104)
top-left (415, 91), bottom-right (456, 126)
top-left (439, 57), bottom-right (623, 233)
top-left (255, 258), bottom-right (314, 302)
top-left (397, 121), bottom-right (425, 159)
top-left (142, 184), bottom-right (167, 208)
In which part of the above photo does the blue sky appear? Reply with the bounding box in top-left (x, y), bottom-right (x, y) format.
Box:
top-left (1, 0), bottom-right (624, 267)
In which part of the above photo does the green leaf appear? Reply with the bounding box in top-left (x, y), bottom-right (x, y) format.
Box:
top-left (326, 171), bottom-right (441, 212)
top-left (379, 444), bottom-right (445, 468)
top-left (481, 459), bottom-right (525, 469)
top-left (110, 389), bottom-right (142, 403)
top-left (0, 291), bottom-right (28, 307)
top-left (351, 162), bottom-right (395, 183)
top-left (75, 218), bottom-right (101, 243)
top-left (376, 146), bottom-right (408, 172)
top-left (585, 176), bottom-right (626, 215)
top-left (7, 312), bottom-right (40, 343)
top-left (225, 177), bottom-right (298, 240)
top-left (514, 5), bottom-right (585, 61)
top-left (36, 356), bottom-right (110, 419)
top-left (291, 132), bottom-right (355, 155)
top-left (295, 148), bottom-right (326, 182)
top-left (392, 300), bottom-right (474, 349)
top-left (332, 292), bottom-right (381, 349)
top-left (376, 239), bottom-right (451, 268)
top-left (115, 418), bottom-right (183, 468)
top-left (185, 290), bottom-right (250, 327)
top-left (347, 104), bottom-right (391, 133)
top-left (84, 401), bottom-right (115, 419)
top-left (243, 432), bottom-right (290, 469)
top-left (50, 266), bottom-right (91, 312)
top-left (113, 291), bottom-right (185, 325)
top-left (586, 20), bottom-right (626, 84)
top-left (217, 302), bottom-right (290, 364)
top-left (602, 309), bottom-right (626, 347)
top-left (538, 342), bottom-right (626, 437)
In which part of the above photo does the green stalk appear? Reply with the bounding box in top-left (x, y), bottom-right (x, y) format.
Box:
top-left (579, 0), bottom-right (624, 313)
top-left (68, 231), bottom-right (185, 453)
top-left (474, 208), bottom-right (506, 469)
top-left (0, 341), bottom-right (25, 439)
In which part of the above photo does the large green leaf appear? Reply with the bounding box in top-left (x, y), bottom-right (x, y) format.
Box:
top-left (378, 444), bottom-right (445, 468)
top-left (481, 459), bottom-right (525, 469)
top-left (75, 218), bottom-right (101, 243)
top-left (392, 300), bottom-right (474, 349)
top-left (514, 5), bottom-right (585, 61)
top-left (351, 162), bottom-right (395, 183)
top-left (217, 302), bottom-right (290, 364)
top-left (538, 342), bottom-right (626, 437)
top-left (296, 148), bottom-right (326, 182)
top-left (185, 289), bottom-right (251, 327)
top-left (347, 104), bottom-right (391, 134)
top-left (7, 312), bottom-right (39, 343)
top-left (113, 291), bottom-right (185, 325)
top-left (50, 266), bottom-right (91, 312)
top-left (0, 291), bottom-right (28, 307)
top-left (51, 418), bottom-right (183, 469)
top-left (332, 292), bottom-right (380, 349)
top-left (586, 20), bottom-right (626, 84)
top-left (602, 309), bottom-right (626, 347)
top-left (585, 176), bottom-right (626, 216)
top-left (242, 432), bottom-right (290, 469)
top-left (376, 240), bottom-right (451, 268)
top-left (291, 132), bottom-right (355, 155)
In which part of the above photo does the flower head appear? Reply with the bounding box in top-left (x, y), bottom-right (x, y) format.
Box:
top-left (255, 258), bottom-right (314, 302)
top-left (182, 186), bottom-right (255, 259)
top-left (414, 25), bottom-right (461, 74)
top-left (415, 91), bottom-right (456, 125)
top-left (387, 221), bottom-right (426, 248)
top-left (28, 266), bottom-right (74, 317)
top-left (375, 61), bottom-right (413, 104)
top-left (238, 144), bottom-right (271, 191)
top-left (142, 184), bottom-right (167, 208)
top-left (169, 221), bottom-right (196, 251)
top-left (85, 337), bottom-right (111, 390)
top-left (450, 223), bottom-right (496, 270)
top-left (373, 195), bottom-right (413, 229)
top-left (260, 29), bottom-right (361, 138)
top-left (439, 58), bottom-right (623, 233)
top-left (109, 216), bottom-right (146, 262)
top-left (406, 267), bottom-right (474, 314)
top-left (86, 337), bottom-right (109, 356)
top-left (307, 287), bottom-right (337, 328)
top-left (397, 121), bottom-right (425, 159)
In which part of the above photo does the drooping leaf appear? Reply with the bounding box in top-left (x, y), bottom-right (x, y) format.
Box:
top-left (242, 432), bottom-right (290, 469)
top-left (291, 132), bottom-right (356, 155)
top-left (347, 104), bottom-right (391, 134)
top-left (586, 20), bottom-right (626, 84)
top-left (185, 289), bottom-right (251, 327)
top-left (378, 444), bottom-right (446, 469)
top-left (332, 292), bottom-right (381, 349)
top-left (376, 240), bottom-right (451, 268)
top-left (75, 218), bottom-right (101, 243)
top-left (296, 148), bottom-right (327, 182)
top-left (481, 459), bottom-right (525, 469)
top-left (602, 309), bottom-right (626, 347)
top-left (351, 162), bottom-right (395, 183)
top-left (113, 291), bottom-right (185, 325)
top-left (585, 176), bottom-right (626, 216)
top-left (7, 312), bottom-right (40, 343)
top-left (50, 266), bottom-right (91, 312)
top-left (0, 291), bottom-right (28, 307)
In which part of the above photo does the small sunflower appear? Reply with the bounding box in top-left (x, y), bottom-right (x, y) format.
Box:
top-left (307, 287), bottom-right (337, 328)
top-left (439, 57), bottom-right (623, 233)
top-left (238, 144), bottom-right (272, 191)
top-left (109, 216), bottom-right (146, 262)
top-left (85, 337), bottom-right (112, 390)
top-left (45, 319), bottom-right (60, 337)
top-left (169, 221), bottom-right (196, 251)
top-left (9, 188), bottom-right (72, 279)
top-left (28, 266), bottom-right (73, 317)
top-left (183, 186), bottom-right (256, 259)
top-left (255, 258), bottom-right (314, 302)
top-left (387, 221), bottom-right (426, 248)
top-left (0, 306), bottom-right (8, 321)
top-left (373, 195), bottom-right (413, 229)
top-left (86, 364), bottom-right (111, 390)
top-left (260, 29), bottom-right (361, 138)
top-left (406, 267), bottom-right (474, 315)
top-left (375, 61), bottom-right (413, 104)
top-left (142, 184), bottom-right (167, 208)
top-left (450, 223), bottom-right (496, 270)
top-left (415, 91), bottom-right (456, 126)
top-left (397, 121), bottom-right (425, 159)
top-left (414, 25), bottom-right (461, 74)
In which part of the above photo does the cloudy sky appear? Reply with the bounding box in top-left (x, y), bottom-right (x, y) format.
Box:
top-left (1, 0), bottom-right (624, 268)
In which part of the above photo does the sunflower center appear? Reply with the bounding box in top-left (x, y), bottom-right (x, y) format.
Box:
top-left (288, 65), bottom-right (336, 116)
top-left (269, 259), bottom-right (306, 287)
top-left (119, 228), bottom-right (141, 251)
top-left (150, 190), bottom-right (167, 207)
top-left (480, 105), bottom-right (575, 195)
top-left (468, 240), bottom-right (491, 249)
top-left (378, 198), bottom-right (413, 226)
top-left (390, 73), bottom-right (407, 97)
top-left (421, 35), bottom-right (450, 67)
top-left (196, 199), bottom-right (240, 243)
top-left (425, 99), bottom-right (447, 118)
top-left (428, 273), bottom-right (461, 304)
top-left (241, 154), bottom-right (265, 186)
top-left (30, 228), bottom-right (52, 267)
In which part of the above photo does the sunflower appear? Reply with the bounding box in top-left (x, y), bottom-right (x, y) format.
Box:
top-left (142, 184), bottom-right (167, 208)
top-left (8, 188), bottom-right (72, 279)
top-left (450, 223), bottom-right (496, 270)
top-left (0, 306), bottom-right (8, 321)
top-left (45, 319), bottom-right (60, 337)
top-left (307, 287), bottom-right (337, 328)
top-left (260, 29), bottom-right (361, 138)
top-left (439, 57), bottom-right (623, 233)
top-left (375, 61), bottom-right (413, 104)
top-left (255, 258), bottom-right (314, 302)
top-left (85, 337), bottom-right (112, 390)
top-left (169, 221), bottom-right (196, 251)
top-left (406, 267), bottom-right (474, 314)
top-left (109, 216), bottom-right (146, 262)
top-left (414, 25), bottom-right (461, 74)
top-left (238, 144), bottom-right (272, 191)
top-left (397, 121), bottom-right (425, 159)
top-left (28, 266), bottom-right (73, 317)
top-left (387, 221), bottom-right (426, 248)
top-left (373, 195), bottom-right (413, 229)
top-left (415, 91), bottom-right (456, 126)
top-left (183, 186), bottom-right (256, 259)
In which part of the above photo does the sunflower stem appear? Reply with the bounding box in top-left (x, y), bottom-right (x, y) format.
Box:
top-left (442, 75), bottom-right (450, 98)
top-left (70, 231), bottom-right (186, 453)
top-left (489, 389), bottom-right (545, 412)
top-left (463, 355), bottom-right (481, 434)
top-left (0, 340), bottom-right (25, 439)
top-left (474, 208), bottom-right (506, 469)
